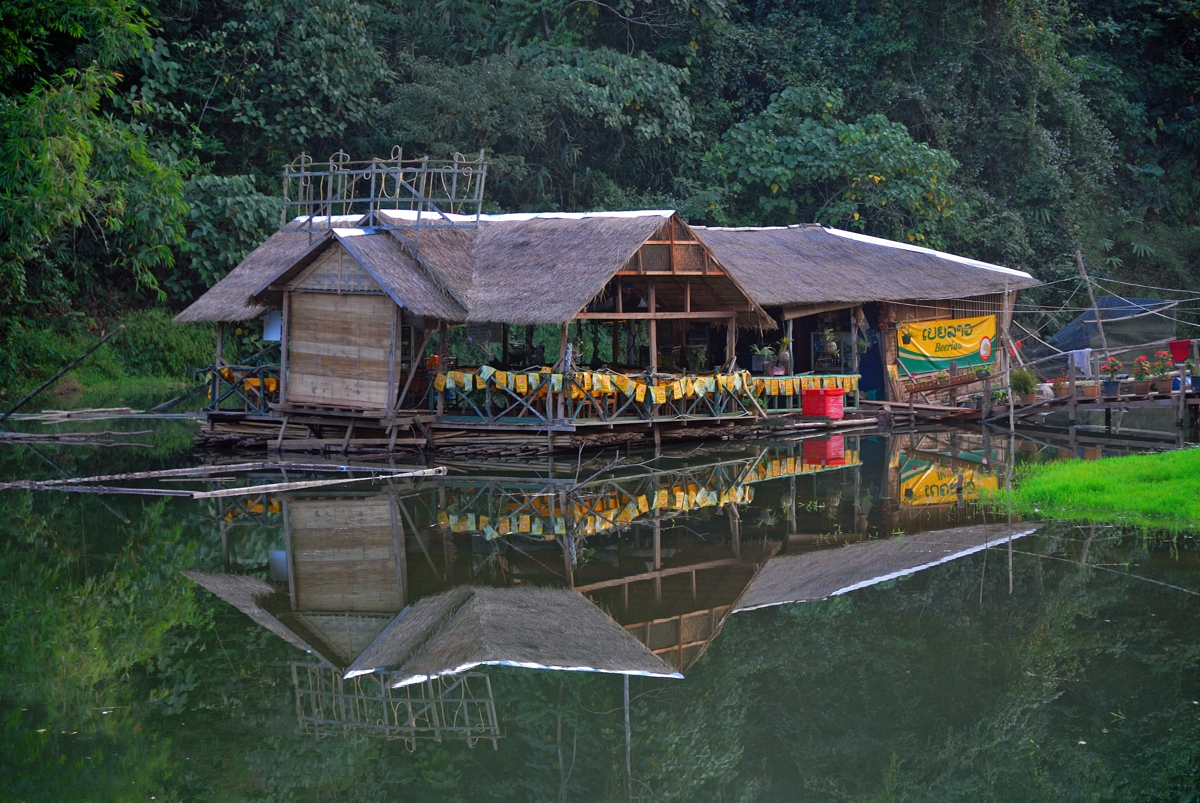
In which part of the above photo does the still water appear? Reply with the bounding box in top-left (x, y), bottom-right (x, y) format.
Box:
top-left (2, 427), bottom-right (1198, 801)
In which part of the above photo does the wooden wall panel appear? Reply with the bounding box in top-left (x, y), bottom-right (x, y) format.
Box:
top-left (291, 244), bottom-right (383, 294)
top-left (289, 498), bottom-right (403, 613)
top-left (286, 292), bottom-right (396, 409)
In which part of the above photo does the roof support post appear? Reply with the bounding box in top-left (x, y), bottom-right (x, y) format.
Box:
top-left (725, 314), bottom-right (737, 372)
top-left (279, 295), bottom-right (290, 405)
top-left (648, 279), bottom-right (657, 375)
top-left (215, 322), bottom-right (225, 368)
top-left (437, 319), bottom-right (448, 416)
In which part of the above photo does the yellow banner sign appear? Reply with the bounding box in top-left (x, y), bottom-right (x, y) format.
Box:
top-left (898, 314), bottom-right (996, 373)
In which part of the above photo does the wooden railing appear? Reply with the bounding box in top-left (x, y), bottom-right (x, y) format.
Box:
top-left (430, 367), bottom-right (860, 425)
top-left (208, 364), bottom-right (281, 414)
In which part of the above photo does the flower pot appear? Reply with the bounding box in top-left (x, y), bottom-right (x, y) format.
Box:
top-left (1103, 380), bottom-right (1120, 398)
top-left (1132, 380), bottom-right (1152, 395)
top-left (1018, 392), bottom-right (1036, 404)
top-left (1153, 379), bottom-right (1173, 394)
top-left (1053, 386), bottom-right (1070, 398)
top-left (1080, 384), bottom-right (1099, 399)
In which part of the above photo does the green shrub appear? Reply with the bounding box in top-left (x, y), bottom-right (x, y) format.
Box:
top-left (1010, 368), bottom-right (1038, 395)
top-left (0, 310), bottom-right (216, 398)
top-left (108, 310), bottom-right (215, 379)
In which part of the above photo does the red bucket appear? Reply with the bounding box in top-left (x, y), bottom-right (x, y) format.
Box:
top-left (1169, 339), bottom-right (1191, 363)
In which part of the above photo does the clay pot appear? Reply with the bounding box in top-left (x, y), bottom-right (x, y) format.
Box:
top-left (1019, 392), bottom-right (1036, 404)
top-left (1153, 379), bottom-right (1173, 394)
top-left (1132, 380), bottom-right (1152, 395)
top-left (1080, 384), bottom-right (1099, 399)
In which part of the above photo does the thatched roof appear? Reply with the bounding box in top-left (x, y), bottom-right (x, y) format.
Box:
top-left (346, 585), bottom-right (682, 686)
top-left (174, 229), bottom-right (331, 323)
top-left (692, 224), bottom-right (1039, 308)
top-left (734, 523), bottom-right (1040, 612)
top-left (176, 210), bottom-right (772, 328)
top-left (249, 231), bottom-right (470, 320)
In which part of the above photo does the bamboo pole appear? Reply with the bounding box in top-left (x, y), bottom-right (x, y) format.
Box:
top-left (1, 326), bottom-right (125, 422)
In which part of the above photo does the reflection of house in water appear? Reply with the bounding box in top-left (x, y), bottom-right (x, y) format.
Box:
top-left (734, 522), bottom-right (1039, 612)
top-left (184, 439), bottom-right (878, 739)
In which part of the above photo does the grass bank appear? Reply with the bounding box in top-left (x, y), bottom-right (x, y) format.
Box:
top-left (0, 309), bottom-right (218, 411)
top-left (1011, 448), bottom-right (1200, 532)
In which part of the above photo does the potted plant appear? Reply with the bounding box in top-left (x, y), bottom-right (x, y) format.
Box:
top-left (750, 343), bottom-right (776, 373)
top-left (774, 338), bottom-right (792, 375)
top-left (1152, 350), bottom-right (1174, 394)
top-left (1010, 367), bottom-right (1038, 404)
top-left (821, 328), bottom-right (841, 357)
top-left (1078, 380), bottom-right (1100, 399)
top-left (1050, 379), bottom-right (1069, 398)
top-left (935, 369), bottom-right (951, 386)
top-left (855, 334), bottom-right (871, 355)
top-left (1100, 356), bottom-right (1122, 397)
top-left (1130, 354), bottom-right (1152, 395)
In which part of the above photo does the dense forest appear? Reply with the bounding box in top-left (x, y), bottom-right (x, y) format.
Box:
top-left (3, 0), bottom-right (1199, 383)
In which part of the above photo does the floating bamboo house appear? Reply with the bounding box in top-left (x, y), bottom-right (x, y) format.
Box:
top-left (176, 151), bottom-right (1039, 454)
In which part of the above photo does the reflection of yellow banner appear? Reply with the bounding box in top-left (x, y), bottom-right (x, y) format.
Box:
top-left (900, 463), bottom-right (998, 507)
top-left (898, 315), bottom-right (996, 373)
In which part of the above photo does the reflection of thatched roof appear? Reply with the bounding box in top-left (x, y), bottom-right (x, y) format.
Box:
top-left (346, 586), bottom-right (682, 685)
top-left (182, 571), bottom-right (317, 655)
top-left (734, 523), bottom-right (1040, 612)
top-left (693, 225), bottom-right (1039, 307)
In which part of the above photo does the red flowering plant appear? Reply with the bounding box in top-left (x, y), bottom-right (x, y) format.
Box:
top-left (1131, 354), bottom-right (1152, 379)
top-left (1152, 350), bottom-right (1173, 378)
top-left (1100, 356), bottom-right (1122, 380)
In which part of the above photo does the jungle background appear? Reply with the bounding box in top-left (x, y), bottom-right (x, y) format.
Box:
top-left (2, 0), bottom-right (1198, 393)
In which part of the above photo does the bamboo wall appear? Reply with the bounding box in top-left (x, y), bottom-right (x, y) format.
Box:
top-left (288, 497), bottom-right (405, 613)
top-left (285, 292), bottom-right (397, 410)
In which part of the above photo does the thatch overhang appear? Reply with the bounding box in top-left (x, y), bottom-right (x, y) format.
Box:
top-left (345, 585), bottom-right (683, 685)
top-left (246, 230), bottom-right (469, 321)
top-left (379, 210), bottom-right (775, 329)
top-left (174, 229), bottom-right (333, 323)
top-left (733, 523), bottom-right (1040, 612)
top-left (692, 224), bottom-right (1040, 314)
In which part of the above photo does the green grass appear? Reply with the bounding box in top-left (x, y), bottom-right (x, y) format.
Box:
top-left (1011, 447), bottom-right (1200, 532)
top-left (0, 309), bottom-right (217, 410)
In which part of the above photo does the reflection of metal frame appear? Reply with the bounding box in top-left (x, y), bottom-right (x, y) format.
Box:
top-left (292, 664), bottom-right (499, 749)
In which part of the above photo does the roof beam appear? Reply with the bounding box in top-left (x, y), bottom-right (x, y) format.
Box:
top-left (574, 309), bottom-right (751, 320)
top-left (782, 301), bottom-right (859, 321)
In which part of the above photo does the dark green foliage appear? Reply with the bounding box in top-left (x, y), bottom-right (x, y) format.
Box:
top-left (2, 0), bottom-right (1199, 360)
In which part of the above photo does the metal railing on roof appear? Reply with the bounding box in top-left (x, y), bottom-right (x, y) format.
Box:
top-left (282, 148), bottom-right (488, 242)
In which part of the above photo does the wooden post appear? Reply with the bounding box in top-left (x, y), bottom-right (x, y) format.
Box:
top-left (525, 324), bottom-right (535, 365)
top-left (436, 319), bottom-right (448, 415)
top-left (1076, 249), bottom-right (1110, 353)
top-left (1068, 361), bottom-right (1077, 427)
top-left (387, 304), bottom-right (399, 412)
top-left (653, 514), bottom-right (662, 603)
top-left (279, 294), bottom-right (290, 405)
top-left (785, 318), bottom-right (794, 375)
top-left (648, 279), bottom-right (657, 374)
top-left (726, 314), bottom-right (738, 371)
top-left (1177, 359), bottom-right (1188, 429)
top-left (502, 322), bottom-right (509, 367)
top-left (215, 322), bottom-right (225, 368)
